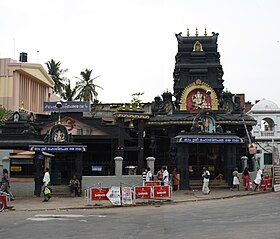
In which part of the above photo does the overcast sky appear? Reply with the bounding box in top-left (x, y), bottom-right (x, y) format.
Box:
top-left (1, 0), bottom-right (280, 105)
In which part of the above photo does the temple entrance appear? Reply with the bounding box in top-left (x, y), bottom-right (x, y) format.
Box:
top-left (188, 144), bottom-right (224, 180)
top-left (50, 153), bottom-right (77, 185)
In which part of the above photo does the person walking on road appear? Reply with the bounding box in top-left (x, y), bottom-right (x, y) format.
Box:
top-left (156, 168), bottom-right (163, 182)
top-left (253, 167), bottom-right (263, 191)
top-left (202, 167), bottom-right (210, 194)
top-left (242, 167), bottom-right (251, 191)
top-left (162, 167), bottom-right (169, 186)
top-left (0, 169), bottom-right (15, 200)
top-left (231, 168), bottom-right (240, 191)
top-left (142, 168), bottom-right (147, 186)
top-left (146, 168), bottom-right (153, 182)
top-left (172, 168), bottom-right (179, 191)
top-left (42, 168), bottom-right (51, 202)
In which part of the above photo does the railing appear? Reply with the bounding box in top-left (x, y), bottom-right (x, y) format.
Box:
top-left (260, 131), bottom-right (274, 137)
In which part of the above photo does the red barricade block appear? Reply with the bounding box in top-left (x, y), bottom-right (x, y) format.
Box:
top-left (153, 186), bottom-right (170, 198)
top-left (135, 186), bottom-right (152, 199)
top-left (144, 181), bottom-right (161, 186)
top-left (260, 180), bottom-right (266, 189)
top-left (91, 187), bottom-right (110, 200)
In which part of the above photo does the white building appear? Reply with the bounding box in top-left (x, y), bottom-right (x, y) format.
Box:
top-left (248, 99), bottom-right (280, 170)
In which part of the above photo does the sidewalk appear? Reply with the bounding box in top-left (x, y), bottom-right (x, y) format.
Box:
top-left (6, 189), bottom-right (273, 212)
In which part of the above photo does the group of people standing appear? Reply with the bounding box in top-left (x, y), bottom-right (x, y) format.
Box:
top-left (202, 166), bottom-right (264, 194)
top-left (231, 166), bottom-right (263, 192)
top-left (142, 166), bottom-right (179, 191)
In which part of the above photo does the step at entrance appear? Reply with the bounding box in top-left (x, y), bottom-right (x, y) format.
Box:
top-left (189, 180), bottom-right (230, 189)
top-left (50, 185), bottom-right (72, 197)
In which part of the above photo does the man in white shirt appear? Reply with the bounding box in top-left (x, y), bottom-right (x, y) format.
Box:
top-left (146, 168), bottom-right (153, 182)
top-left (253, 167), bottom-right (263, 191)
top-left (42, 168), bottom-right (51, 202)
top-left (43, 168), bottom-right (50, 186)
top-left (202, 167), bottom-right (210, 194)
top-left (162, 167), bottom-right (169, 185)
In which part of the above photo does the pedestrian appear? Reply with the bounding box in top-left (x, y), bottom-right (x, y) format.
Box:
top-left (0, 169), bottom-right (15, 200)
top-left (142, 168), bottom-right (147, 186)
top-left (162, 166), bottom-right (169, 186)
top-left (202, 167), bottom-right (210, 194)
top-left (69, 175), bottom-right (81, 197)
top-left (42, 168), bottom-right (51, 202)
top-left (146, 167), bottom-right (153, 182)
top-left (231, 168), bottom-right (240, 191)
top-left (242, 167), bottom-right (250, 191)
top-left (156, 168), bottom-right (163, 181)
top-left (172, 168), bottom-right (179, 191)
top-left (253, 167), bottom-right (263, 191)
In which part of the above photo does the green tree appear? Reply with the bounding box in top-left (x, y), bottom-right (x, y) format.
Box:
top-left (45, 59), bottom-right (67, 95)
top-left (117, 92), bottom-right (144, 111)
top-left (60, 79), bottom-right (77, 101)
top-left (131, 92), bottom-right (144, 109)
top-left (0, 106), bottom-right (11, 125)
top-left (75, 68), bottom-right (103, 102)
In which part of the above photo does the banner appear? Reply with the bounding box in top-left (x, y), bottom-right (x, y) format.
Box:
top-left (177, 137), bottom-right (242, 143)
top-left (91, 188), bottom-right (109, 200)
top-left (29, 145), bottom-right (87, 153)
top-left (106, 186), bottom-right (121, 206)
top-left (43, 101), bottom-right (91, 112)
top-left (248, 143), bottom-right (257, 155)
top-left (121, 187), bottom-right (133, 205)
top-left (134, 186), bottom-right (152, 199)
top-left (144, 181), bottom-right (161, 186)
top-left (153, 186), bottom-right (170, 198)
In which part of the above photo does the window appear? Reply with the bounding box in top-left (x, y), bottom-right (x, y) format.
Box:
top-left (264, 153), bottom-right (272, 165)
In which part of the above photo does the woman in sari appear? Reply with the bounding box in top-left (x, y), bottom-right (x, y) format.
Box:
top-left (242, 167), bottom-right (250, 191)
top-left (172, 168), bottom-right (179, 191)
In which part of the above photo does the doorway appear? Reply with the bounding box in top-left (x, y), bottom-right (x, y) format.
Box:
top-left (188, 143), bottom-right (223, 179)
top-left (50, 153), bottom-right (76, 185)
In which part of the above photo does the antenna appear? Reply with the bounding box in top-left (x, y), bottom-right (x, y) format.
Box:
top-left (13, 38), bottom-right (15, 59)
top-left (37, 50), bottom-right (39, 63)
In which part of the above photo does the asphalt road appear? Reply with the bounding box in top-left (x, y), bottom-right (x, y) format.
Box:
top-left (1, 192), bottom-right (280, 239)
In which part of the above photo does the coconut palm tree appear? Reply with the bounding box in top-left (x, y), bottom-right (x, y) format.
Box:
top-left (60, 79), bottom-right (77, 101)
top-left (75, 69), bottom-right (103, 102)
top-left (45, 59), bottom-right (67, 95)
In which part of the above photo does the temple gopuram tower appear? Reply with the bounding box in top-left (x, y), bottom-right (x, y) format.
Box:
top-left (148, 28), bottom-right (256, 190)
top-left (173, 28), bottom-right (223, 111)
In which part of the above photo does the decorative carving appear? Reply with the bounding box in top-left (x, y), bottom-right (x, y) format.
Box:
top-left (193, 41), bottom-right (203, 52)
top-left (191, 112), bottom-right (217, 133)
top-left (22, 125), bottom-right (37, 135)
top-left (232, 96), bottom-right (243, 113)
top-left (49, 124), bottom-right (69, 143)
top-left (180, 80), bottom-right (219, 111)
top-left (192, 90), bottom-right (206, 110)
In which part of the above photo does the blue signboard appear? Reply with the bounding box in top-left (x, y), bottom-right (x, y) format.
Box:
top-left (176, 137), bottom-right (243, 143)
top-left (29, 145), bottom-right (87, 152)
top-left (91, 166), bottom-right (103, 172)
top-left (43, 101), bottom-right (91, 112)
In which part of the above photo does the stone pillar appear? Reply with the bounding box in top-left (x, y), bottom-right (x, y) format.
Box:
top-left (176, 143), bottom-right (190, 190)
top-left (34, 154), bottom-right (43, 197)
top-left (75, 153), bottom-right (83, 181)
top-left (114, 156), bottom-right (123, 176)
top-left (146, 156), bottom-right (155, 175)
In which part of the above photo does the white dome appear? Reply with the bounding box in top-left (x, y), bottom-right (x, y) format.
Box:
top-left (251, 99), bottom-right (279, 111)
